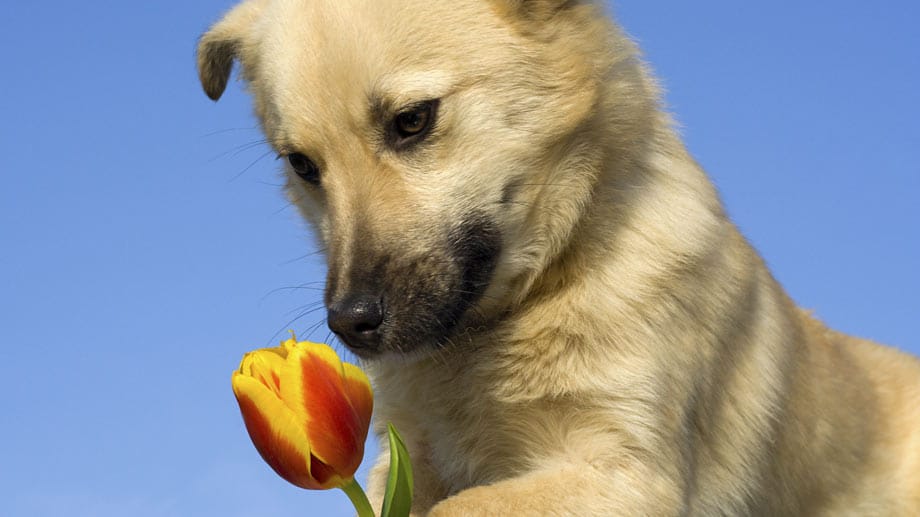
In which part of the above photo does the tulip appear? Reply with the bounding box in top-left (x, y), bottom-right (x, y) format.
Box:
top-left (232, 334), bottom-right (375, 515)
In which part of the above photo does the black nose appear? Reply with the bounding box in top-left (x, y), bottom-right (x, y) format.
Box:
top-left (327, 295), bottom-right (384, 350)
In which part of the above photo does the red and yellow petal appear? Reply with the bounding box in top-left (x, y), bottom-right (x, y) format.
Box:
top-left (342, 362), bottom-right (374, 436)
top-left (231, 373), bottom-right (333, 489)
top-left (239, 348), bottom-right (287, 396)
top-left (281, 342), bottom-right (365, 476)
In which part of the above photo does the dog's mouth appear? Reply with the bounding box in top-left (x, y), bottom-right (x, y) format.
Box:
top-left (326, 216), bottom-right (501, 359)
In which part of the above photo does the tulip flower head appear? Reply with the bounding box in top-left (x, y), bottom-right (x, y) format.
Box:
top-left (231, 334), bottom-right (373, 490)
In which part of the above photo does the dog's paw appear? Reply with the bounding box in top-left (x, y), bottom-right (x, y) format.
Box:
top-left (426, 486), bottom-right (514, 517)
top-left (427, 501), bottom-right (482, 517)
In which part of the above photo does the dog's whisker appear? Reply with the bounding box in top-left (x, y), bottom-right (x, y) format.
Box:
top-left (323, 330), bottom-right (338, 351)
top-left (230, 139), bottom-right (270, 158)
top-left (279, 249), bottom-right (327, 265)
top-left (198, 126), bottom-right (260, 138)
top-left (298, 318), bottom-right (329, 342)
top-left (266, 304), bottom-right (327, 346)
top-left (272, 202), bottom-right (296, 216)
top-left (206, 139), bottom-right (269, 163)
top-left (281, 302), bottom-right (325, 319)
top-left (229, 149), bottom-right (274, 182)
top-left (257, 180), bottom-right (287, 188)
top-left (260, 285), bottom-right (325, 303)
top-left (273, 191), bottom-right (314, 216)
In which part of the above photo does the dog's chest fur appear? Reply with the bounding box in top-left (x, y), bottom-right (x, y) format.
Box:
top-left (369, 347), bottom-right (545, 493)
top-left (365, 310), bottom-right (684, 496)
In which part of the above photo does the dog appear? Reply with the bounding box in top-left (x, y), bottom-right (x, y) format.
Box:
top-left (197, 1), bottom-right (920, 514)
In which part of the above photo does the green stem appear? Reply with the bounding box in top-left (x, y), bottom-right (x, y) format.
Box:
top-left (340, 477), bottom-right (376, 517)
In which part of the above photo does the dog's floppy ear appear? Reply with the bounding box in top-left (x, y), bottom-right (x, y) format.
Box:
top-left (197, 1), bottom-right (264, 101)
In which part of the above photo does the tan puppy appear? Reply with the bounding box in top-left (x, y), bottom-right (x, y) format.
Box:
top-left (198, 1), bottom-right (920, 514)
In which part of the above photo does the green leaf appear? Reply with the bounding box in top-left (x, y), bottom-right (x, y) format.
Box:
top-left (380, 423), bottom-right (414, 517)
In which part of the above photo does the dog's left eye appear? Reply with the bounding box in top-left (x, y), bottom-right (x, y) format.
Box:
top-left (392, 100), bottom-right (438, 147)
top-left (287, 153), bottom-right (321, 186)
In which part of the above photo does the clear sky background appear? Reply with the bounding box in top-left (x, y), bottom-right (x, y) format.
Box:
top-left (1, 1), bottom-right (917, 516)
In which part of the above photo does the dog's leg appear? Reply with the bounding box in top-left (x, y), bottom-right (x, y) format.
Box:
top-left (427, 457), bottom-right (686, 516)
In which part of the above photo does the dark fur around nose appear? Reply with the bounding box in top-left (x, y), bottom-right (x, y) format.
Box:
top-left (327, 294), bottom-right (384, 350)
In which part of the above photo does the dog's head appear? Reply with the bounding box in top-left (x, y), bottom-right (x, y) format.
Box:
top-left (199, 0), bottom-right (647, 358)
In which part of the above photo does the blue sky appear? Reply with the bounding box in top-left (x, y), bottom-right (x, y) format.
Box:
top-left (1, 1), bottom-right (917, 516)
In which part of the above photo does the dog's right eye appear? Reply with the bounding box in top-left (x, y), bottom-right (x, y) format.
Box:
top-left (287, 153), bottom-right (320, 186)
top-left (389, 100), bottom-right (439, 150)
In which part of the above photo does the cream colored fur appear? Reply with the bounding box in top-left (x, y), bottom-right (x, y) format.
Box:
top-left (198, 1), bottom-right (920, 514)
